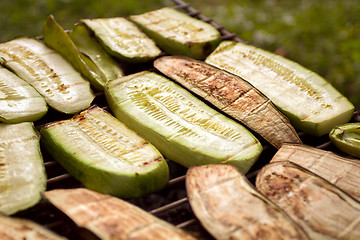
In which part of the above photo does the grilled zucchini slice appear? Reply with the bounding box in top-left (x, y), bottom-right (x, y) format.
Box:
top-left (0, 66), bottom-right (47, 123)
top-left (0, 37), bottom-right (94, 114)
top-left (130, 7), bottom-right (221, 60)
top-left (81, 17), bottom-right (161, 63)
top-left (329, 122), bottom-right (360, 158)
top-left (105, 71), bottom-right (262, 174)
top-left (0, 122), bottom-right (46, 215)
top-left (40, 106), bottom-right (169, 198)
top-left (43, 15), bottom-right (123, 90)
top-left (206, 41), bottom-right (355, 136)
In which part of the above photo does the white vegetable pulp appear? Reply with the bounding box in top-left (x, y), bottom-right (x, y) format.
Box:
top-left (206, 41), bottom-right (354, 136)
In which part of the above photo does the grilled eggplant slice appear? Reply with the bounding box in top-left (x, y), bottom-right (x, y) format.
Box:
top-left (43, 188), bottom-right (197, 240)
top-left (81, 17), bottom-right (161, 63)
top-left (329, 122), bottom-right (360, 158)
top-left (186, 164), bottom-right (309, 240)
top-left (40, 106), bottom-right (169, 198)
top-left (129, 7), bottom-right (221, 60)
top-left (105, 71), bottom-right (262, 173)
top-left (0, 214), bottom-right (67, 239)
top-left (43, 15), bottom-right (123, 90)
top-left (206, 41), bottom-right (355, 136)
top-left (154, 56), bottom-right (301, 149)
top-left (0, 37), bottom-right (94, 114)
top-left (0, 122), bottom-right (46, 215)
top-left (0, 66), bottom-right (47, 123)
top-left (256, 161), bottom-right (360, 240)
top-left (270, 143), bottom-right (360, 201)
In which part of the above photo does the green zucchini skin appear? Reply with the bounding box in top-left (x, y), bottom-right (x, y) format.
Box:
top-left (0, 122), bottom-right (46, 215)
top-left (206, 41), bottom-right (355, 136)
top-left (329, 122), bottom-right (360, 158)
top-left (0, 66), bottom-right (47, 123)
top-left (81, 17), bottom-right (161, 63)
top-left (40, 106), bottom-right (169, 199)
top-left (105, 71), bottom-right (262, 174)
top-left (129, 7), bottom-right (221, 60)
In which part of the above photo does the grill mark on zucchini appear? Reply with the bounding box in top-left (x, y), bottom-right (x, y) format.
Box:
top-left (73, 113), bottom-right (150, 164)
top-left (0, 80), bottom-right (24, 100)
top-left (127, 81), bottom-right (246, 143)
top-left (0, 45), bottom-right (73, 98)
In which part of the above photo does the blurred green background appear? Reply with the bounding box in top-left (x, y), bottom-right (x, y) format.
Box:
top-left (1, 0), bottom-right (359, 107)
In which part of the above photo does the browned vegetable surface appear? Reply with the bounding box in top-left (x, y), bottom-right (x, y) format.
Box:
top-left (186, 164), bottom-right (309, 240)
top-left (270, 143), bottom-right (360, 201)
top-left (0, 214), bottom-right (66, 240)
top-left (43, 188), bottom-right (197, 240)
top-left (154, 56), bottom-right (301, 149)
top-left (256, 161), bottom-right (360, 240)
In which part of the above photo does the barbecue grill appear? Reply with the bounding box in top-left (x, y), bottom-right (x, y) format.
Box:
top-left (11, 0), bottom-right (360, 239)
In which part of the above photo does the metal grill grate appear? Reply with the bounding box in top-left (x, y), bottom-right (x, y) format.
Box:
top-left (12, 0), bottom-right (360, 239)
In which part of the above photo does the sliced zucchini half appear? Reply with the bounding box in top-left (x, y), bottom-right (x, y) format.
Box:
top-left (0, 122), bottom-right (46, 215)
top-left (40, 106), bottom-right (169, 198)
top-left (0, 66), bottom-right (47, 123)
top-left (130, 7), bottom-right (221, 60)
top-left (206, 41), bottom-right (355, 136)
top-left (81, 17), bottom-right (161, 63)
top-left (0, 37), bottom-right (94, 114)
top-left (329, 122), bottom-right (360, 158)
top-left (105, 71), bottom-right (262, 174)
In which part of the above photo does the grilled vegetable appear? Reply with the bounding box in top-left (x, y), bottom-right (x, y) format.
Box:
top-left (206, 41), bottom-right (355, 136)
top-left (105, 71), bottom-right (262, 173)
top-left (43, 188), bottom-right (197, 240)
top-left (270, 143), bottom-right (360, 201)
top-left (0, 214), bottom-right (67, 240)
top-left (0, 37), bottom-right (94, 114)
top-left (154, 56), bottom-right (301, 149)
top-left (0, 66), bottom-right (47, 123)
top-left (81, 17), bottom-right (161, 63)
top-left (329, 122), bottom-right (360, 158)
top-left (0, 122), bottom-right (46, 215)
top-left (186, 164), bottom-right (309, 240)
top-left (256, 161), bottom-right (360, 240)
top-left (129, 7), bottom-right (221, 60)
top-left (40, 106), bottom-right (169, 198)
top-left (43, 15), bottom-right (123, 90)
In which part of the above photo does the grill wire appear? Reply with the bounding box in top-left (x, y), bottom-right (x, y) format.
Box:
top-left (12, 0), bottom-right (360, 239)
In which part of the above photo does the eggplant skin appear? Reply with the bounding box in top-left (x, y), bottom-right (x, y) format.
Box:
top-left (186, 164), bottom-right (309, 240)
top-left (256, 161), bottom-right (360, 240)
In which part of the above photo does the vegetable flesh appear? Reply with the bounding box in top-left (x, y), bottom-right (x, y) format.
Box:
top-left (329, 122), bottom-right (360, 158)
top-left (0, 37), bottom-right (94, 114)
top-left (81, 17), bottom-right (161, 63)
top-left (105, 71), bottom-right (262, 173)
top-left (154, 56), bottom-right (301, 149)
top-left (206, 41), bottom-right (354, 136)
top-left (0, 122), bottom-right (46, 215)
top-left (40, 106), bottom-right (169, 198)
top-left (129, 7), bottom-right (221, 60)
top-left (43, 188), bottom-right (197, 240)
top-left (0, 66), bottom-right (47, 123)
top-left (186, 164), bottom-right (309, 240)
top-left (256, 161), bottom-right (360, 240)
